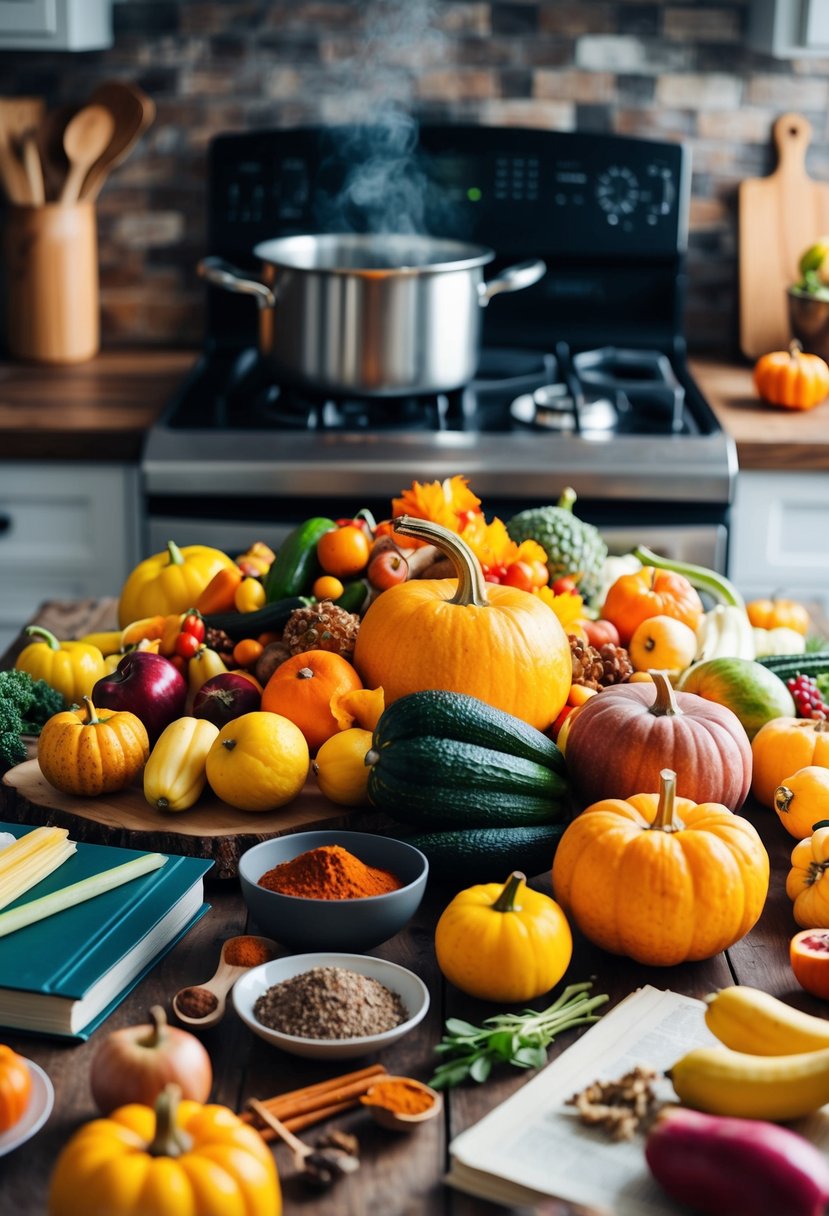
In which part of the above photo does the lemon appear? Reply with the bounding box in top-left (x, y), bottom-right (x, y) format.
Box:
top-left (799, 238), bottom-right (829, 282)
top-left (312, 727), bottom-right (374, 806)
top-left (206, 711), bottom-right (309, 811)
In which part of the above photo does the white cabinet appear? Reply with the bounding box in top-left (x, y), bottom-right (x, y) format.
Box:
top-left (0, 0), bottom-right (112, 50)
top-left (0, 464), bottom-right (140, 653)
top-left (728, 470), bottom-right (829, 608)
top-left (749, 0), bottom-right (829, 57)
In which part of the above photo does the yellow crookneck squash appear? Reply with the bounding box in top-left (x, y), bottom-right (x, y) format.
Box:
top-left (352, 516), bottom-right (572, 732)
top-left (48, 1084), bottom-right (281, 1216)
top-left (15, 626), bottom-right (106, 704)
top-left (551, 768), bottom-right (770, 966)
top-left (434, 870), bottom-right (573, 1003)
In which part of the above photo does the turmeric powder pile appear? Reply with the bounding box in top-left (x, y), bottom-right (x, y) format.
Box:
top-left (361, 1078), bottom-right (436, 1117)
top-left (257, 844), bottom-right (403, 900)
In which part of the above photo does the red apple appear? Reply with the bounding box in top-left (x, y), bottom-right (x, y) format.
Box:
top-left (92, 652), bottom-right (187, 742)
top-left (192, 672), bottom-right (261, 728)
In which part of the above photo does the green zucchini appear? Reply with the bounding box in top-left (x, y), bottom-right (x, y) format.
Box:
top-left (757, 653), bottom-right (829, 681)
top-left (264, 517), bottom-right (336, 602)
top-left (335, 580), bottom-right (369, 615)
top-left (395, 823), bottom-right (567, 883)
top-left (202, 596), bottom-right (312, 640)
top-left (373, 690), bottom-right (564, 772)
top-left (367, 736), bottom-right (568, 829)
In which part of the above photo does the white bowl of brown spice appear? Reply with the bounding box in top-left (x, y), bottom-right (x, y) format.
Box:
top-left (232, 952), bottom-right (431, 1060)
top-left (238, 831), bottom-right (428, 951)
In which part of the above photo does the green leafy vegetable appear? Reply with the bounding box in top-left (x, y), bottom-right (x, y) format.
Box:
top-left (0, 669), bottom-right (66, 773)
top-left (429, 981), bottom-right (609, 1091)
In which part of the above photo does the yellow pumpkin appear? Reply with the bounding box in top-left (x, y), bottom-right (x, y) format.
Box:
top-left (37, 697), bottom-right (149, 797)
top-left (15, 626), bottom-right (106, 704)
top-left (434, 871), bottom-right (573, 1002)
top-left (0, 1044), bottom-right (31, 1133)
top-left (118, 541), bottom-right (235, 628)
top-left (551, 769), bottom-right (769, 966)
top-left (751, 716), bottom-right (829, 808)
top-left (753, 341), bottom-right (829, 410)
top-left (787, 823), bottom-right (829, 928)
top-left (48, 1084), bottom-right (280, 1216)
top-left (746, 597), bottom-right (811, 636)
top-left (353, 517), bottom-right (572, 732)
top-left (774, 766), bottom-right (829, 840)
top-left (311, 727), bottom-right (373, 806)
top-left (205, 711), bottom-right (309, 812)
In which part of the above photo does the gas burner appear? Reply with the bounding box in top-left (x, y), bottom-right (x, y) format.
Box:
top-left (510, 383), bottom-right (618, 433)
top-left (236, 380), bottom-right (460, 432)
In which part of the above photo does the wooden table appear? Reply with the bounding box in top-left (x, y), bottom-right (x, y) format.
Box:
top-left (0, 603), bottom-right (823, 1216)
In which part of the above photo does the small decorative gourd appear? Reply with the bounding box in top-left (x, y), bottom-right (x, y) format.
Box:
top-left (751, 716), bottom-right (829, 808)
top-left (435, 871), bottom-right (573, 1002)
top-left (753, 341), bottom-right (829, 410)
top-left (552, 769), bottom-right (770, 965)
top-left (564, 670), bottom-right (752, 812)
top-left (787, 822), bottom-right (829, 928)
top-left (773, 767), bottom-right (829, 840)
top-left (37, 696), bottom-right (149, 797)
top-left (352, 516), bottom-right (572, 731)
top-left (48, 1084), bottom-right (281, 1216)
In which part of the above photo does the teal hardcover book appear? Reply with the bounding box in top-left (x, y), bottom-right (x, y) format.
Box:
top-left (0, 822), bottom-right (212, 1040)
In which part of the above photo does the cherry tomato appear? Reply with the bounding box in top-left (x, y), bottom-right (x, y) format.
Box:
top-left (503, 561), bottom-right (536, 592)
top-left (530, 560), bottom-right (549, 588)
top-left (317, 524), bottom-right (371, 578)
top-left (174, 632), bottom-right (200, 660)
top-left (552, 575), bottom-right (580, 596)
top-left (181, 611), bottom-right (205, 643)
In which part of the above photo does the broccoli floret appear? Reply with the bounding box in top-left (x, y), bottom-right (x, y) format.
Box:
top-left (0, 698), bottom-right (26, 773)
top-left (0, 669), bottom-right (65, 734)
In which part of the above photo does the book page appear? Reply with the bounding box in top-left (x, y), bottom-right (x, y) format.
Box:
top-left (447, 985), bottom-right (718, 1216)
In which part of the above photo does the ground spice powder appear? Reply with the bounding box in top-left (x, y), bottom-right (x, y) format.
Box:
top-left (361, 1078), bottom-right (435, 1116)
top-left (253, 966), bottom-right (408, 1039)
top-left (257, 844), bottom-right (403, 900)
top-left (224, 935), bottom-right (275, 967)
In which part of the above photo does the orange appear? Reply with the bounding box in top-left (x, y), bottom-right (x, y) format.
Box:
top-left (790, 928), bottom-right (829, 999)
top-left (316, 525), bottom-right (370, 578)
top-left (261, 649), bottom-right (363, 754)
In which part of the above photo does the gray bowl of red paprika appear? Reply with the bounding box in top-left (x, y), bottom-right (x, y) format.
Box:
top-left (238, 830), bottom-right (428, 952)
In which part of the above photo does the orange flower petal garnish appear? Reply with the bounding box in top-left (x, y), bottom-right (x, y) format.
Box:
top-left (331, 686), bottom-right (386, 732)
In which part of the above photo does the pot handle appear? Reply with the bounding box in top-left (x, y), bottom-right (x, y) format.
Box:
top-left (478, 258), bottom-right (546, 306)
top-left (197, 256), bottom-right (276, 309)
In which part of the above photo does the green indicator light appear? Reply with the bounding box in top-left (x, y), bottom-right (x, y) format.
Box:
top-left (467, 186), bottom-right (482, 202)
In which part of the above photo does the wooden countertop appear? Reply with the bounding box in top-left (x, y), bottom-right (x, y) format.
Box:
top-left (0, 598), bottom-right (825, 1215)
top-left (2, 349), bottom-right (829, 471)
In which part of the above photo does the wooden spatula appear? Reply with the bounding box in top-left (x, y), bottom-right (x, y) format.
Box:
top-left (79, 80), bottom-right (156, 201)
top-left (0, 97), bottom-right (45, 203)
top-left (59, 104), bottom-right (115, 204)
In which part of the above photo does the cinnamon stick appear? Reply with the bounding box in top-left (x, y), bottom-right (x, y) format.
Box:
top-left (241, 1063), bottom-right (387, 1129)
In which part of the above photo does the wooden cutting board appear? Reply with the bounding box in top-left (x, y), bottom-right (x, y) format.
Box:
top-left (1, 760), bottom-right (384, 880)
top-left (739, 112), bottom-right (829, 359)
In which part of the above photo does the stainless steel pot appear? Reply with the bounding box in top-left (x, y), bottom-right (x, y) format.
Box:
top-left (198, 233), bottom-right (545, 396)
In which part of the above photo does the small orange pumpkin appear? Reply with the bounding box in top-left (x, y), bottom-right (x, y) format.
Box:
top-left (746, 596), bottom-right (811, 635)
top-left (787, 823), bottom-right (829, 928)
top-left (552, 768), bottom-right (770, 965)
top-left (751, 716), bottom-right (829, 808)
top-left (774, 766), bottom-right (829, 840)
top-left (37, 696), bottom-right (150, 797)
top-left (0, 1045), bottom-right (32, 1132)
top-left (602, 566), bottom-right (703, 646)
top-left (261, 650), bottom-right (363, 754)
top-left (753, 341), bottom-right (829, 410)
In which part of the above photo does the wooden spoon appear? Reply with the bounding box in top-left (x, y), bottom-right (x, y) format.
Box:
top-left (0, 97), bottom-right (45, 203)
top-left (79, 80), bottom-right (156, 202)
top-left (247, 1099), bottom-right (360, 1187)
top-left (172, 935), bottom-right (277, 1029)
top-left (360, 1075), bottom-right (443, 1131)
top-left (34, 103), bottom-right (76, 202)
top-left (59, 104), bottom-right (115, 205)
top-left (20, 130), bottom-right (45, 204)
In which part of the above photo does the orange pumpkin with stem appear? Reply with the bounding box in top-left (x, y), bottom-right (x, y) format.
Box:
top-left (602, 566), bottom-right (703, 646)
top-left (746, 597), bottom-right (811, 635)
top-left (753, 341), bottom-right (829, 410)
top-left (786, 823), bottom-right (829, 928)
top-left (352, 516), bottom-right (572, 731)
top-left (551, 768), bottom-right (770, 965)
top-left (751, 717), bottom-right (829, 808)
top-left (261, 650), bottom-right (363, 754)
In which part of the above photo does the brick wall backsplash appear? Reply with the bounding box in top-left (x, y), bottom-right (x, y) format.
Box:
top-left (2, 0), bottom-right (828, 356)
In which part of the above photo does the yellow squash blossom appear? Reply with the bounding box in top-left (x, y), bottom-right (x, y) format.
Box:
top-left (537, 583), bottom-right (585, 629)
top-left (392, 475), bottom-right (482, 532)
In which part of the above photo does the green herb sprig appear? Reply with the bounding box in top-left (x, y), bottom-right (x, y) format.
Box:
top-left (429, 981), bottom-right (609, 1090)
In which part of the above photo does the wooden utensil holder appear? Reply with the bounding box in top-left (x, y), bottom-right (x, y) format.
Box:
top-left (3, 201), bottom-right (99, 363)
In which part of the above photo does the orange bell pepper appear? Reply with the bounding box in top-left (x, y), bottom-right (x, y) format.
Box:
top-left (195, 566), bottom-right (243, 615)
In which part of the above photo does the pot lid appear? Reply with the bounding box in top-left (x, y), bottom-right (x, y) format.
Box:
top-left (252, 232), bottom-right (495, 274)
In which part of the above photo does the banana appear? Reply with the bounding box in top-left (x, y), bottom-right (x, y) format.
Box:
top-left (668, 1043), bottom-right (829, 1121)
top-left (705, 985), bottom-right (829, 1055)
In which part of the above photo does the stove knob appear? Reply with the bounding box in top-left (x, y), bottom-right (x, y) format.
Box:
top-left (595, 165), bottom-right (640, 221)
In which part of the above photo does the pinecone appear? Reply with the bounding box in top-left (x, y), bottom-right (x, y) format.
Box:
top-left (569, 635), bottom-right (633, 690)
top-left (205, 626), bottom-right (235, 663)
top-left (281, 601), bottom-right (361, 661)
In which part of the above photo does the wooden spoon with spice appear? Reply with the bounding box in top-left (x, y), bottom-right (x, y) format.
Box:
top-left (172, 934), bottom-right (278, 1029)
top-left (360, 1075), bottom-right (443, 1131)
top-left (248, 1098), bottom-right (360, 1189)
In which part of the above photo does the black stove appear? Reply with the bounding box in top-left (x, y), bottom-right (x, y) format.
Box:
top-left (143, 123), bottom-right (736, 571)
